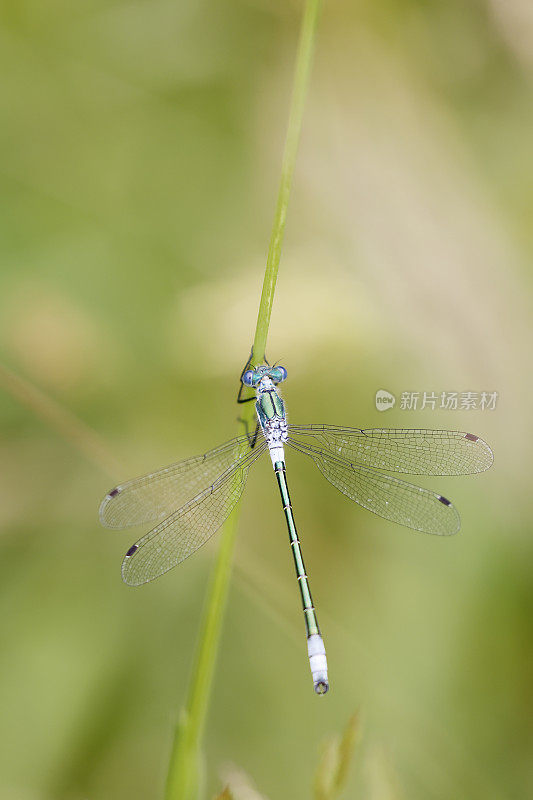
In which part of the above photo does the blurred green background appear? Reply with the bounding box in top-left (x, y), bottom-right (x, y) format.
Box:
top-left (0, 1), bottom-right (532, 798)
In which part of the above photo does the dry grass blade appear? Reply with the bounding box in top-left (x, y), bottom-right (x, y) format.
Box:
top-left (366, 746), bottom-right (402, 800)
top-left (335, 712), bottom-right (360, 793)
top-left (213, 787), bottom-right (233, 800)
top-left (314, 712), bottom-right (360, 800)
top-left (314, 737), bottom-right (341, 800)
top-left (0, 360), bottom-right (121, 478)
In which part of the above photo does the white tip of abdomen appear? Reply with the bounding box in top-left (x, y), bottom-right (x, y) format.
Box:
top-left (307, 634), bottom-right (329, 695)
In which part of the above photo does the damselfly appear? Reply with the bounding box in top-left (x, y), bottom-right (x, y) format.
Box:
top-left (100, 363), bottom-right (493, 694)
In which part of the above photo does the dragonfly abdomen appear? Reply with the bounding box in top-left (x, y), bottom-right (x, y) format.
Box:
top-left (274, 459), bottom-right (329, 695)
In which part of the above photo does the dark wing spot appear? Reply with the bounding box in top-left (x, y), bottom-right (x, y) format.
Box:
top-left (438, 495), bottom-right (451, 506)
top-left (125, 544), bottom-right (138, 557)
top-left (464, 433), bottom-right (479, 442)
top-left (109, 488), bottom-right (120, 497)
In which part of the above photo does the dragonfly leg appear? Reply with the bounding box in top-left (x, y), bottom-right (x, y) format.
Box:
top-left (236, 415), bottom-right (260, 449)
top-left (236, 347), bottom-right (271, 403)
top-left (236, 348), bottom-right (261, 447)
top-left (236, 392), bottom-right (256, 405)
top-left (248, 421), bottom-right (260, 448)
top-left (237, 346), bottom-right (255, 405)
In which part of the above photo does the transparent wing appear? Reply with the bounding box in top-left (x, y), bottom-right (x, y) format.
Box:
top-left (287, 438), bottom-right (459, 535)
top-left (100, 434), bottom-right (257, 529)
top-left (121, 441), bottom-right (267, 586)
top-left (287, 425), bottom-right (493, 476)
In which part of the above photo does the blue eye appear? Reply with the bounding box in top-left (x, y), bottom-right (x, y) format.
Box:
top-left (242, 370), bottom-right (254, 386)
top-left (270, 366), bottom-right (287, 383)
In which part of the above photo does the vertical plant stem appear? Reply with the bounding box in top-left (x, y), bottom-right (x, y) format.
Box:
top-left (165, 508), bottom-right (239, 800)
top-left (253, 0), bottom-right (322, 363)
top-left (165, 2), bottom-right (322, 798)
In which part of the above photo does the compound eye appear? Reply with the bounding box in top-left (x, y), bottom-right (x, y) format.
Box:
top-left (242, 369), bottom-right (254, 386)
top-left (270, 366), bottom-right (287, 383)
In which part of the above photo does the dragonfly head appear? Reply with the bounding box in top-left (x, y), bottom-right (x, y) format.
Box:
top-left (242, 365), bottom-right (287, 387)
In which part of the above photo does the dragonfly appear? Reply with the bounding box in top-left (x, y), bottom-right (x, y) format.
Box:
top-left (100, 362), bottom-right (493, 695)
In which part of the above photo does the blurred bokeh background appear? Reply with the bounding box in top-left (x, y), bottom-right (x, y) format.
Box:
top-left (0, 0), bottom-right (532, 798)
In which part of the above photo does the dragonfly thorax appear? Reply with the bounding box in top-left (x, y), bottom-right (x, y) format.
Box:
top-left (255, 378), bottom-right (288, 463)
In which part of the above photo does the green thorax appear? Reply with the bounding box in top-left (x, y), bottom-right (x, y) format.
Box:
top-left (256, 388), bottom-right (285, 429)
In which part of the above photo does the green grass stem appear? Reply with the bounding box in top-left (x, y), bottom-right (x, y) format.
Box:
top-left (164, 507), bottom-right (239, 800)
top-left (252, 0), bottom-right (322, 364)
top-left (164, 2), bottom-right (322, 798)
